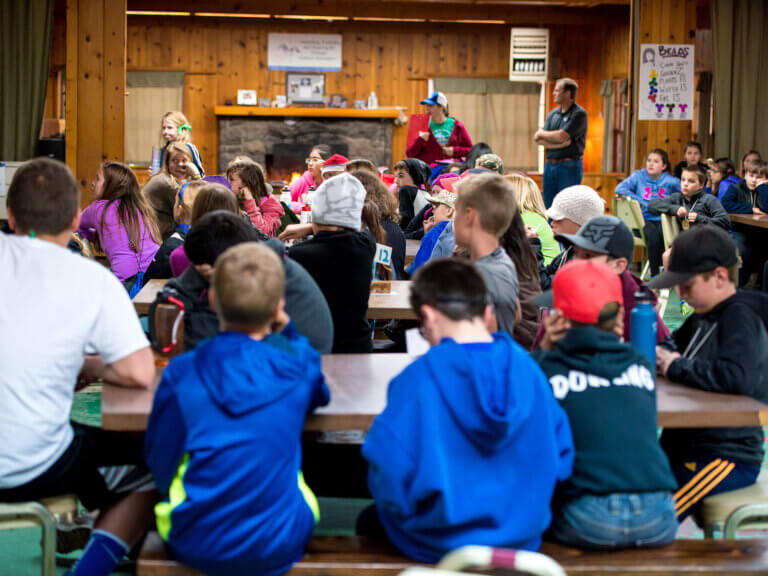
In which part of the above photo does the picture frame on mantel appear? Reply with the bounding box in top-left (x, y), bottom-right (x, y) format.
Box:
top-left (286, 72), bottom-right (326, 104)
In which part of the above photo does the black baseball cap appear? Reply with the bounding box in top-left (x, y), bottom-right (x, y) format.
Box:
top-left (648, 226), bottom-right (739, 289)
top-left (555, 215), bottom-right (635, 262)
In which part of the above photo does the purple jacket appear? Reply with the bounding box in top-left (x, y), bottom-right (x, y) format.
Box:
top-left (78, 200), bottom-right (160, 282)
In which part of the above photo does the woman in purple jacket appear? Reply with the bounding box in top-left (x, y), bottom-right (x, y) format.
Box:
top-left (78, 162), bottom-right (160, 290)
top-left (406, 92), bottom-right (473, 165)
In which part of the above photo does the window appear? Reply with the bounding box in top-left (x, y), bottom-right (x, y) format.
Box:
top-left (125, 71), bottom-right (184, 166)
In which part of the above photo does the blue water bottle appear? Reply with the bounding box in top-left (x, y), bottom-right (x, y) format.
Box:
top-left (631, 291), bottom-right (657, 367)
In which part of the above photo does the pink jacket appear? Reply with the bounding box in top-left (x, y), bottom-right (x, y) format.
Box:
top-left (289, 170), bottom-right (319, 203)
top-left (243, 196), bottom-right (285, 237)
top-left (405, 118), bottom-right (473, 165)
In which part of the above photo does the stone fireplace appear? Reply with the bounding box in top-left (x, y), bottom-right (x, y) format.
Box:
top-left (218, 116), bottom-right (394, 183)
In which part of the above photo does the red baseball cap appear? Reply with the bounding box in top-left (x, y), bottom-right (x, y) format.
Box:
top-left (536, 259), bottom-right (623, 324)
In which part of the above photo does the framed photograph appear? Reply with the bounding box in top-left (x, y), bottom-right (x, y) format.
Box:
top-left (286, 72), bottom-right (326, 104)
top-left (329, 93), bottom-right (346, 108)
top-left (237, 90), bottom-right (258, 105)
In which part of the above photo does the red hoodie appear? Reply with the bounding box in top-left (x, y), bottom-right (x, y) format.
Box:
top-left (405, 118), bottom-right (473, 165)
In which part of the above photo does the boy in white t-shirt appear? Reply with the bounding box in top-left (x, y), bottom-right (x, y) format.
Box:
top-left (0, 158), bottom-right (157, 575)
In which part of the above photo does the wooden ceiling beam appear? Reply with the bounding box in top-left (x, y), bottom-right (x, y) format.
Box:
top-left (126, 1), bottom-right (629, 25)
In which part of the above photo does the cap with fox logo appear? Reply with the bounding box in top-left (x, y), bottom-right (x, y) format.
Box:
top-left (555, 215), bottom-right (635, 262)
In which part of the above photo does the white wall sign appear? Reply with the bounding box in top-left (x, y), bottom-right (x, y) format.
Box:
top-left (268, 33), bottom-right (342, 71)
top-left (638, 44), bottom-right (695, 121)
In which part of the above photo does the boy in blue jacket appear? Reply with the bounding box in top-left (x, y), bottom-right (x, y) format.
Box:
top-left (615, 148), bottom-right (680, 276)
top-left (144, 243), bottom-right (329, 576)
top-left (359, 258), bottom-right (574, 563)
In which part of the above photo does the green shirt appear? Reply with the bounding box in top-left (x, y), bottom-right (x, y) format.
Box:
top-left (429, 117), bottom-right (456, 147)
top-left (521, 211), bottom-right (559, 265)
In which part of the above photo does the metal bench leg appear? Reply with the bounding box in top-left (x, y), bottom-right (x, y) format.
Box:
top-left (724, 503), bottom-right (768, 539)
top-left (0, 503), bottom-right (57, 576)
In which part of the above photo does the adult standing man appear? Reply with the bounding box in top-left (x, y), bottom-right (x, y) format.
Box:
top-left (534, 78), bottom-right (588, 208)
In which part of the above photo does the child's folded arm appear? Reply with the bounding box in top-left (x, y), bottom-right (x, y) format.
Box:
top-left (647, 195), bottom-right (676, 215)
top-left (144, 377), bottom-right (188, 495)
top-left (757, 183), bottom-right (768, 212)
top-left (720, 186), bottom-right (753, 214)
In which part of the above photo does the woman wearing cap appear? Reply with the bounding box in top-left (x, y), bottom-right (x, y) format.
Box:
top-left (406, 92), bottom-right (473, 165)
top-left (290, 144), bottom-right (331, 203)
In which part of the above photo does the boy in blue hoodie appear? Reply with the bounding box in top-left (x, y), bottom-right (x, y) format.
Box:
top-left (615, 148), bottom-right (680, 276)
top-left (144, 243), bottom-right (329, 576)
top-left (534, 259), bottom-right (678, 549)
top-left (359, 258), bottom-right (574, 562)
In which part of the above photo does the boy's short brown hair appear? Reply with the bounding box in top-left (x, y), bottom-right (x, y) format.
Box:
top-left (746, 158), bottom-right (768, 178)
top-left (7, 158), bottom-right (80, 235)
top-left (213, 243), bottom-right (285, 328)
top-left (455, 172), bottom-right (516, 238)
top-left (681, 165), bottom-right (707, 185)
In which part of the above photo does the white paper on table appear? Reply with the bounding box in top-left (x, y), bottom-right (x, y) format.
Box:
top-left (405, 328), bottom-right (430, 355)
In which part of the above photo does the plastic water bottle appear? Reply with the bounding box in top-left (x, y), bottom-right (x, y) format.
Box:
top-left (368, 91), bottom-right (378, 110)
top-left (631, 291), bottom-right (657, 367)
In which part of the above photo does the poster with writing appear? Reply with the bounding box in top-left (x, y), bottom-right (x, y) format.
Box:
top-left (268, 33), bottom-right (342, 71)
top-left (638, 44), bottom-right (694, 121)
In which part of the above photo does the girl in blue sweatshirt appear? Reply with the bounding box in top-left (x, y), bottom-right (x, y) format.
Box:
top-left (615, 148), bottom-right (680, 276)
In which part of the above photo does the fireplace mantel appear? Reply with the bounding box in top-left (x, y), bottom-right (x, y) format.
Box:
top-left (214, 106), bottom-right (401, 120)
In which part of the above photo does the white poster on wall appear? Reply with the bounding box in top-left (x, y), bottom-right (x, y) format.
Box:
top-left (268, 33), bottom-right (342, 71)
top-left (638, 44), bottom-right (695, 121)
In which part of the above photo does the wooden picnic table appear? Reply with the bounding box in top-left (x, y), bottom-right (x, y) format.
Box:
top-left (367, 281), bottom-right (416, 320)
top-left (132, 279), bottom-right (166, 315)
top-left (405, 239), bottom-right (419, 266)
top-left (729, 213), bottom-right (768, 230)
top-left (101, 353), bottom-right (768, 433)
top-left (134, 279), bottom-right (416, 320)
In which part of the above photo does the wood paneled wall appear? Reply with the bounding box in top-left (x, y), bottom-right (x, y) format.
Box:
top-left (125, 13), bottom-right (629, 174)
top-left (66, 0), bottom-right (127, 205)
top-left (632, 0), bottom-right (697, 170)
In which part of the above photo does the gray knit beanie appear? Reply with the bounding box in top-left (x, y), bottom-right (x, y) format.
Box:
top-left (310, 172), bottom-right (366, 231)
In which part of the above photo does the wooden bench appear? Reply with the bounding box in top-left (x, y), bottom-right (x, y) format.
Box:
top-left (138, 532), bottom-right (768, 576)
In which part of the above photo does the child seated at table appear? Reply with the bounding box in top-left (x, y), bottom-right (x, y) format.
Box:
top-left (452, 172), bottom-right (520, 335)
top-left (537, 184), bottom-right (605, 290)
top-left (288, 172), bottom-right (375, 353)
top-left (648, 166), bottom-right (730, 231)
top-left (144, 242), bottom-right (329, 576)
top-left (77, 161), bottom-right (161, 292)
top-left (615, 148), bottom-right (680, 277)
top-left (651, 226), bottom-right (768, 520)
top-left (151, 210), bottom-right (333, 354)
top-left (143, 173), bottom-right (180, 241)
top-left (144, 179), bottom-right (205, 281)
top-left (358, 258), bottom-right (574, 562)
top-left (673, 141), bottom-right (708, 180)
top-left (534, 259), bottom-right (678, 549)
top-left (1, 158), bottom-right (156, 576)
top-left (535, 215), bottom-right (669, 350)
top-left (226, 161), bottom-right (284, 237)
